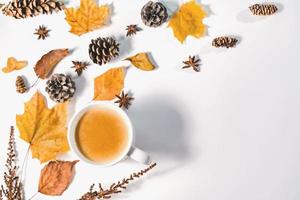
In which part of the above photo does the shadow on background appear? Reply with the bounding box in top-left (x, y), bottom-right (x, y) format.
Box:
top-left (127, 95), bottom-right (192, 177)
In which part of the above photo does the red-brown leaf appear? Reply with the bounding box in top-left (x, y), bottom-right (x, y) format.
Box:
top-left (38, 160), bottom-right (79, 196)
top-left (34, 49), bottom-right (69, 79)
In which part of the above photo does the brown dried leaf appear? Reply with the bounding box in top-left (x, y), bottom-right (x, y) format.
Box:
top-left (34, 49), bottom-right (69, 79)
top-left (125, 53), bottom-right (155, 71)
top-left (93, 67), bottom-right (125, 100)
top-left (38, 160), bottom-right (79, 196)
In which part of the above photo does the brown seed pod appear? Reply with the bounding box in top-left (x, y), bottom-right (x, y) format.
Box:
top-left (16, 76), bottom-right (27, 93)
top-left (212, 36), bottom-right (238, 48)
top-left (249, 4), bottom-right (278, 16)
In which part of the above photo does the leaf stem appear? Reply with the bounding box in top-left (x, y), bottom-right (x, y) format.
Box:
top-left (28, 191), bottom-right (39, 200)
top-left (20, 146), bottom-right (30, 183)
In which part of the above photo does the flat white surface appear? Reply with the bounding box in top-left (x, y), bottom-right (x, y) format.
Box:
top-left (0, 0), bottom-right (299, 199)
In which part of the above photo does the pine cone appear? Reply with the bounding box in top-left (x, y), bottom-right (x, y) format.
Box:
top-left (45, 74), bottom-right (75, 103)
top-left (249, 4), bottom-right (278, 16)
top-left (2, 0), bottom-right (64, 19)
top-left (141, 1), bottom-right (168, 27)
top-left (212, 36), bottom-right (238, 48)
top-left (89, 37), bottom-right (120, 65)
top-left (16, 76), bottom-right (27, 94)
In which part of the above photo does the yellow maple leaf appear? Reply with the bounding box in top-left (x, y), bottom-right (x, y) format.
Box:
top-left (168, 0), bottom-right (207, 43)
top-left (125, 53), bottom-right (156, 71)
top-left (2, 57), bottom-right (27, 73)
top-left (64, 0), bottom-right (110, 36)
top-left (16, 91), bottom-right (69, 163)
top-left (93, 67), bottom-right (125, 100)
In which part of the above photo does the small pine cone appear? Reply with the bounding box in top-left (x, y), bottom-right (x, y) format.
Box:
top-left (141, 1), bottom-right (168, 27)
top-left (2, 0), bottom-right (64, 19)
top-left (212, 36), bottom-right (238, 48)
top-left (16, 76), bottom-right (27, 93)
top-left (249, 4), bottom-right (278, 16)
top-left (89, 37), bottom-right (120, 65)
top-left (45, 74), bottom-right (75, 103)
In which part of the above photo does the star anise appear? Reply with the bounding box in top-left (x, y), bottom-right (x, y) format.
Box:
top-left (126, 24), bottom-right (141, 37)
top-left (114, 91), bottom-right (134, 109)
top-left (71, 61), bottom-right (90, 76)
top-left (34, 25), bottom-right (50, 40)
top-left (182, 56), bottom-right (201, 72)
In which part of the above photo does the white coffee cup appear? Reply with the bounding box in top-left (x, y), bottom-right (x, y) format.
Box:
top-left (68, 102), bottom-right (150, 167)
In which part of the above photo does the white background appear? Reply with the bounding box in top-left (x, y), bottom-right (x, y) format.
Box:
top-left (0, 0), bottom-right (300, 199)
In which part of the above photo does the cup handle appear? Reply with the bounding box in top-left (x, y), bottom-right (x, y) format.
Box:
top-left (128, 146), bottom-right (150, 165)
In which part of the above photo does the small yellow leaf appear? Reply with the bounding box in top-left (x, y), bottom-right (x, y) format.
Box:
top-left (93, 67), bottom-right (125, 100)
top-left (168, 0), bottom-right (207, 43)
top-left (16, 91), bottom-right (69, 163)
top-left (64, 0), bottom-right (110, 36)
top-left (125, 53), bottom-right (155, 71)
top-left (2, 57), bottom-right (27, 73)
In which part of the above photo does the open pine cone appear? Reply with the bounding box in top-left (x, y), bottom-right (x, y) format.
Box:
top-left (2, 0), bottom-right (64, 19)
top-left (141, 1), bottom-right (168, 27)
top-left (89, 37), bottom-right (120, 65)
top-left (45, 74), bottom-right (75, 103)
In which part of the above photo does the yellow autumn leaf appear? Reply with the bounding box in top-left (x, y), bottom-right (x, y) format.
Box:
top-left (125, 53), bottom-right (156, 71)
top-left (2, 57), bottom-right (27, 73)
top-left (94, 67), bottom-right (125, 100)
top-left (64, 0), bottom-right (110, 36)
top-left (168, 0), bottom-right (206, 43)
top-left (16, 91), bottom-right (69, 163)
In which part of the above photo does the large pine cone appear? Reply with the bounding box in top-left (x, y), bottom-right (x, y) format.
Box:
top-left (2, 0), bottom-right (64, 19)
top-left (45, 74), bottom-right (75, 103)
top-left (141, 1), bottom-right (168, 27)
top-left (89, 37), bottom-right (120, 65)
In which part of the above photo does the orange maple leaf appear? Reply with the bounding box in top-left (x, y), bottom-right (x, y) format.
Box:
top-left (16, 91), bottom-right (69, 163)
top-left (64, 0), bottom-right (110, 36)
top-left (168, 0), bottom-right (207, 43)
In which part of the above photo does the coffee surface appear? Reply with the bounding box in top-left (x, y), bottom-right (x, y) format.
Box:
top-left (75, 108), bottom-right (128, 163)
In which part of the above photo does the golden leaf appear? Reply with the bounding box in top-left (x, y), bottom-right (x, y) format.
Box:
top-left (2, 57), bottom-right (27, 73)
top-left (38, 160), bottom-right (79, 196)
top-left (64, 0), bottom-right (110, 36)
top-left (94, 67), bottom-right (125, 100)
top-left (16, 91), bottom-right (69, 163)
top-left (34, 49), bottom-right (69, 79)
top-left (168, 0), bottom-right (207, 43)
top-left (125, 53), bottom-right (156, 71)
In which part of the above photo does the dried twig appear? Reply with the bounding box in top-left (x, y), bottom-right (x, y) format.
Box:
top-left (0, 126), bottom-right (23, 200)
top-left (79, 163), bottom-right (157, 200)
top-left (0, 189), bottom-right (3, 200)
